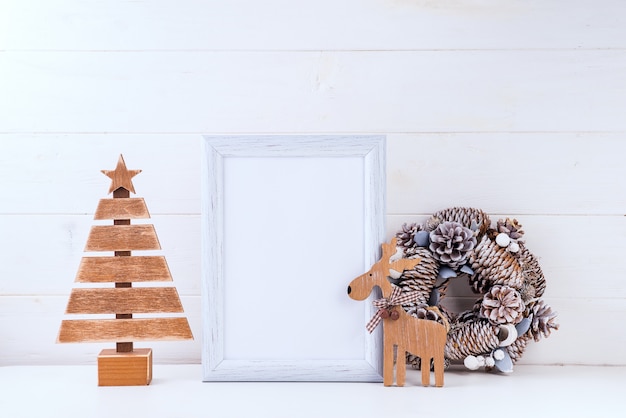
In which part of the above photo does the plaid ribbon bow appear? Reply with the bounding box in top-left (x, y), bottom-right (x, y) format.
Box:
top-left (365, 287), bottom-right (420, 333)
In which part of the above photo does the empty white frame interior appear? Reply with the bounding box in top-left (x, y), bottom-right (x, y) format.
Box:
top-left (201, 136), bottom-right (385, 381)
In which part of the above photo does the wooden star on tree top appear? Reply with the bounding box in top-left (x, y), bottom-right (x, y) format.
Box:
top-left (101, 155), bottom-right (142, 194)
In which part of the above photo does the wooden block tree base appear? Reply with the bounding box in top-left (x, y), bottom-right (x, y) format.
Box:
top-left (98, 348), bottom-right (153, 386)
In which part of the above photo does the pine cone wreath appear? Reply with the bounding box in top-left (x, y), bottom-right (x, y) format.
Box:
top-left (384, 207), bottom-right (558, 373)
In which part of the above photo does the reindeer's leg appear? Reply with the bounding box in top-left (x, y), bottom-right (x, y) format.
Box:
top-left (396, 348), bottom-right (406, 387)
top-left (434, 352), bottom-right (445, 388)
top-left (383, 342), bottom-right (394, 386)
top-left (421, 356), bottom-right (431, 386)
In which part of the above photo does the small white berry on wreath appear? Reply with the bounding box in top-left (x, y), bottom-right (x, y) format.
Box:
top-left (395, 207), bottom-right (559, 374)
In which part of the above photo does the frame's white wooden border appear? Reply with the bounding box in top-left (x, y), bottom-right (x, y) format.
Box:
top-left (201, 136), bottom-right (385, 381)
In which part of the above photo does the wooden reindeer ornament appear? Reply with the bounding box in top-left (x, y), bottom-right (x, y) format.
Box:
top-left (347, 238), bottom-right (448, 387)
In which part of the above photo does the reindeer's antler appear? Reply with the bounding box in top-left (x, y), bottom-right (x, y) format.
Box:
top-left (380, 238), bottom-right (422, 278)
top-left (381, 238), bottom-right (399, 261)
top-left (390, 257), bottom-right (421, 273)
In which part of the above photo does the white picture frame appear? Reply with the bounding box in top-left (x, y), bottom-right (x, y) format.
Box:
top-left (201, 136), bottom-right (385, 381)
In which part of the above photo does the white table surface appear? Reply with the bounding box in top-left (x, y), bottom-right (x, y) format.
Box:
top-left (1, 364), bottom-right (624, 418)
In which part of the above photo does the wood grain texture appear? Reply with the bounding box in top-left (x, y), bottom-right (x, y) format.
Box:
top-left (0, 134), bottom-right (623, 216)
top-left (58, 317), bottom-right (193, 343)
top-left (102, 155), bottom-right (141, 195)
top-left (2, 0), bottom-right (626, 51)
top-left (387, 134), bottom-right (626, 216)
top-left (94, 198), bottom-right (150, 220)
top-left (76, 256), bottom-right (172, 283)
top-left (2, 51), bottom-right (626, 133)
top-left (0, 136), bottom-right (200, 215)
top-left (98, 348), bottom-right (152, 386)
top-left (84, 225), bottom-right (161, 251)
top-left (65, 287), bottom-right (184, 314)
top-left (2, 0), bottom-right (626, 370)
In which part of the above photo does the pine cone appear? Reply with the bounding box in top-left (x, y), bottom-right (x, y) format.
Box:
top-left (436, 304), bottom-right (456, 324)
top-left (431, 207), bottom-right (491, 238)
top-left (480, 285), bottom-right (525, 325)
top-left (407, 354), bottom-right (450, 370)
top-left (496, 218), bottom-right (525, 241)
top-left (518, 282), bottom-right (537, 302)
top-left (468, 235), bottom-right (524, 290)
top-left (445, 319), bottom-right (499, 360)
top-left (395, 222), bottom-right (422, 251)
top-left (527, 300), bottom-right (559, 341)
top-left (469, 274), bottom-right (490, 294)
top-left (506, 334), bottom-right (532, 363)
top-left (517, 244), bottom-right (546, 298)
top-left (455, 308), bottom-right (481, 324)
top-left (423, 216), bottom-right (441, 232)
top-left (406, 304), bottom-right (440, 322)
top-left (429, 221), bottom-right (477, 269)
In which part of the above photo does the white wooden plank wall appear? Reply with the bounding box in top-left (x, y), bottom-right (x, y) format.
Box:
top-left (1, 1), bottom-right (625, 366)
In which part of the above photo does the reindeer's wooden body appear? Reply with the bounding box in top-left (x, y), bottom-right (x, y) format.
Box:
top-left (347, 238), bottom-right (447, 387)
top-left (381, 305), bottom-right (447, 387)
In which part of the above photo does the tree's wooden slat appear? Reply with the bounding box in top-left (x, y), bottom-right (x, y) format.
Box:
top-left (65, 288), bottom-right (184, 314)
top-left (94, 198), bottom-right (150, 220)
top-left (57, 318), bottom-right (193, 343)
top-left (85, 225), bottom-right (161, 251)
top-left (76, 256), bottom-right (172, 283)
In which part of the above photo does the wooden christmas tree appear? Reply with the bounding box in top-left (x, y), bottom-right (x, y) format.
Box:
top-left (58, 155), bottom-right (193, 386)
